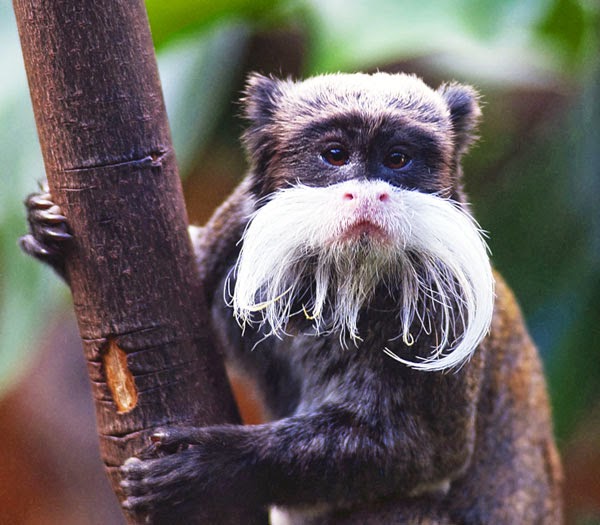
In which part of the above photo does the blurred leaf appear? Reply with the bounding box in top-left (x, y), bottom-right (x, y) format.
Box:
top-left (303, 0), bottom-right (465, 71)
top-left (302, 0), bottom-right (600, 86)
top-left (159, 22), bottom-right (249, 176)
top-left (536, 0), bottom-right (588, 67)
top-left (547, 277), bottom-right (600, 440)
top-left (146, 0), bottom-right (282, 48)
top-left (303, 0), bottom-right (545, 77)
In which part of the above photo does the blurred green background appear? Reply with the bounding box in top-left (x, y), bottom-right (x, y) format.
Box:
top-left (0, 0), bottom-right (598, 523)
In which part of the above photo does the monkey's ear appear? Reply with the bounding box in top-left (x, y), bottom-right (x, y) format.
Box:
top-left (242, 74), bottom-right (286, 186)
top-left (243, 73), bottom-right (284, 127)
top-left (437, 82), bottom-right (482, 156)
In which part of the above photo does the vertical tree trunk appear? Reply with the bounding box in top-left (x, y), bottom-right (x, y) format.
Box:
top-left (13, 1), bottom-right (265, 522)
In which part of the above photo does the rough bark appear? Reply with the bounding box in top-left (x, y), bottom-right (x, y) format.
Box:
top-left (13, 1), bottom-right (265, 522)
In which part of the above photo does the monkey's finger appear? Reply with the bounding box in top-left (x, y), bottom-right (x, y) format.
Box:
top-left (19, 234), bottom-right (54, 259)
top-left (121, 457), bottom-right (147, 480)
top-left (150, 427), bottom-right (202, 450)
top-left (40, 206), bottom-right (67, 222)
top-left (25, 192), bottom-right (54, 210)
top-left (28, 206), bottom-right (68, 226)
top-left (122, 495), bottom-right (153, 512)
top-left (27, 208), bottom-right (72, 245)
top-left (40, 226), bottom-right (72, 242)
top-left (120, 477), bottom-right (150, 498)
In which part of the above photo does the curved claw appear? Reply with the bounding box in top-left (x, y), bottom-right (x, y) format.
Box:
top-left (43, 227), bottom-right (72, 241)
top-left (150, 428), bottom-right (175, 446)
top-left (29, 207), bottom-right (68, 227)
top-left (37, 208), bottom-right (67, 224)
top-left (20, 234), bottom-right (54, 258)
top-left (25, 191), bottom-right (53, 208)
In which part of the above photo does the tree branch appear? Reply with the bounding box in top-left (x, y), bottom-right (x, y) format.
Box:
top-left (13, 1), bottom-right (266, 522)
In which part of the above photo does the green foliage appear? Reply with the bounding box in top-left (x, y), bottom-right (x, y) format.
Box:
top-left (146, 0), bottom-right (283, 48)
top-left (536, 0), bottom-right (590, 67)
top-left (303, 0), bottom-right (553, 80)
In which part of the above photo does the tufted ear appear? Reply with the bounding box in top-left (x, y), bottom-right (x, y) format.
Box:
top-left (241, 74), bottom-right (287, 190)
top-left (242, 73), bottom-right (284, 129)
top-left (437, 82), bottom-right (482, 157)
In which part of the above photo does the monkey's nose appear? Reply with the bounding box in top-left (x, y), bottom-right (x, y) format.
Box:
top-left (341, 186), bottom-right (390, 205)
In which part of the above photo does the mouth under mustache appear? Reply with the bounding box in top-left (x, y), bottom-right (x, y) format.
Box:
top-left (338, 219), bottom-right (389, 243)
top-left (229, 180), bottom-right (495, 371)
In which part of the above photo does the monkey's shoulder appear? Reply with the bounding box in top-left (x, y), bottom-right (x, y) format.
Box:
top-left (189, 177), bottom-right (254, 300)
top-left (486, 271), bottom-right (540, 368)
top-left (480, 271), bottom-right (555, 438)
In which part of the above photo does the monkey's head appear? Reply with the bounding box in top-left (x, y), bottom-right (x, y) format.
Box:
top-left (232, 73), bottom-right (494, 371)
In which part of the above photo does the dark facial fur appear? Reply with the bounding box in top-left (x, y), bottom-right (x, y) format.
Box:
top-left (242, 73), bottom-right (480, 200)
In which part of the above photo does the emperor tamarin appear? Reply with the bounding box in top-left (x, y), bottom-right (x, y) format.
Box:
top-left (21, 72), bottom-right (563, 524)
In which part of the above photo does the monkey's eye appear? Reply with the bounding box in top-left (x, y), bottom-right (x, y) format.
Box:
top-left (384, 151), bottom-right (411, 170)
top-left (321, 146), bottom-right (350, 167)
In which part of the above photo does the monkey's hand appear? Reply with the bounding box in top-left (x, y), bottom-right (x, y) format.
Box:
top-left (120, 426), bottom-right (260, 516)
top-left (20, 190), bottom-right (71, 280)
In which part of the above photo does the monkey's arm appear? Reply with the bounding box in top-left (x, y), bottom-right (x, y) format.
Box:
top-left (120, 380), bottom-right (479, 514)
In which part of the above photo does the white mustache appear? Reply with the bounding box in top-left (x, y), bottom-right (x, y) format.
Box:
top-left (229, 180), bottom-right (495, 371)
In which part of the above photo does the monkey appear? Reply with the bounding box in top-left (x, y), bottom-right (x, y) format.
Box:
top-left (21, 72), bottom-right (563, 524)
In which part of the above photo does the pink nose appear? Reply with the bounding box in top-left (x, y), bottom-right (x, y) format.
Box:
top-left (342, 190), bottom-right (390, 203)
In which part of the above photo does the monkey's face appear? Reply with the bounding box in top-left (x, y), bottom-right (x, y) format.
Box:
top-left (233, 73), bottom-right (494, 371)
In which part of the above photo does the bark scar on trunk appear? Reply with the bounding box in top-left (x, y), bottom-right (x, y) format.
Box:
top-left (104, 338), bottom-right (138, 414)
